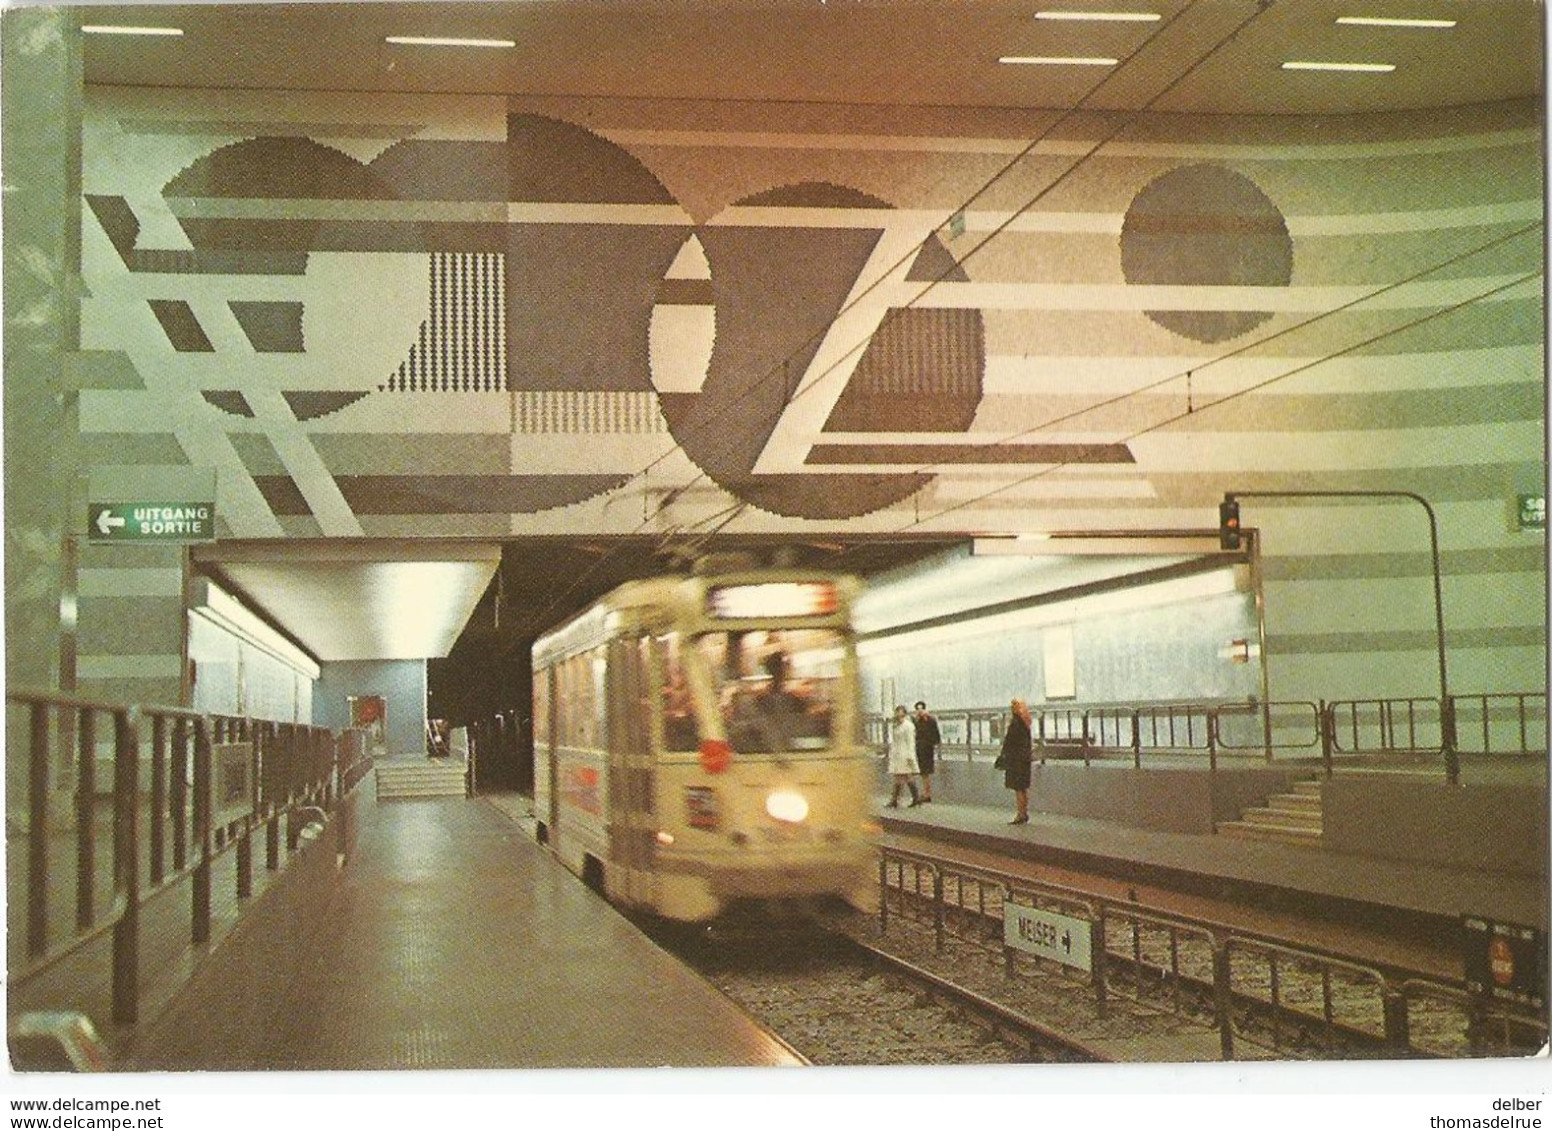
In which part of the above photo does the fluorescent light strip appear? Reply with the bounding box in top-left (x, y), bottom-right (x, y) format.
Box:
top-left (1035, 10), bottom-right (1161, 21)
top-left (857, 568), bottom-right (1242, 654)
top-left (81, 25), bottom-right (184, 36)
top-left (196, 583), bottom-right (320, 680)
top-left (1336, 16), bottom-right (1456, 28)
top-left (385, 35), bottom-right (516, 48)
top-left (1000, 55), bottom-right (1120, 66)
top-left (1283, 60), bottom-right (1396, 72)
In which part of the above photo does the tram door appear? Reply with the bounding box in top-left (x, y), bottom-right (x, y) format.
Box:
top-left (537, 664), bottom-right (559, 849)
top-left (605, 636), bottom-right (655, 907)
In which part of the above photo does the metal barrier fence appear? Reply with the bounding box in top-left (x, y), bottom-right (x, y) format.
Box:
top-left (7, 689), bottom-right (353, 1027)
top-left (876, 844), bottom-right (1546, 1060)
top-left (869, 699), bottom-right (1322, 767)
top-left (1327, 693), bottom-right (1548, 758)
top-left (868, 691), bottom-right (1545, 782)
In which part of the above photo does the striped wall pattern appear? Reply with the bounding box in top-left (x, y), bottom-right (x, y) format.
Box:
top-left (387, 253), bottom-right (507, 393)
top-left (74, 544), bottom-right (188, 709)
top-left (514, 392), bottom-right (667, 435)
top-left (68, 87), bottom-right (1545, 700)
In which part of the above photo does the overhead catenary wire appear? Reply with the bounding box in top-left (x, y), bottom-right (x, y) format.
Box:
top-left (624, 0), bottom-right (1216, 492)
top-left (898, 264), bottom-right (1544, 532)
top-left (479, 1), bottom-right (1536, 666)
top-left (501, 0), bottom-right (1266, 642)
top-left (893, 218), bottom-right (1545, 492)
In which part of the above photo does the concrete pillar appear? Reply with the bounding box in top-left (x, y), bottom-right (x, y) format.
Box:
top-left (5, 9), bottom-right (84, 813)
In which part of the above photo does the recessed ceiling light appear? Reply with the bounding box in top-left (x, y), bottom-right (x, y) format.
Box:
top-left (1336, 16), bottom-right (1457, 29)
top-left (1035, 10), bottom-right (1162, 20)
top-left (1282, 60), bottom-right (1397, 72)
top-left (384, 35), bottom-right (516, 48)
top-left (81, 25), bottom-right (184, 37)
top-left (1000, 55), bottom-right (1120, 66)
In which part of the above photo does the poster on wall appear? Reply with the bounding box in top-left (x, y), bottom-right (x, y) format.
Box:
top-left (1042, 625), bottom-right (1076, 701)
top-left (349, 694), bottom-right (388, 758)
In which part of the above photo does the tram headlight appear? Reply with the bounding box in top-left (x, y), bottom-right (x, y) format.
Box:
top-left (765, 789), bottom-right (809, 824)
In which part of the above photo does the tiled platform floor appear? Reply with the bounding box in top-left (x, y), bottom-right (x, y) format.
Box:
top-left (127, 792), bottom-right (801, 1072)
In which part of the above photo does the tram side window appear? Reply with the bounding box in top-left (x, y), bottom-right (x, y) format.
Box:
top-left (659, 634), bottom-right (700, 752)
top-left (556, 659), bottom-right (573, 747)
top-left (534, 671), bottom-right (550, 751)
top-left (591, 648), bottom-right (608, 749)
top-left (558, 652), bottom-right (598, 749)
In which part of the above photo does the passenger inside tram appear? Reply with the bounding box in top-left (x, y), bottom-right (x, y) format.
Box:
top-left (698, 630), bottom-right (838, 753)
top-left (661, 666), bottom-right (699, 752)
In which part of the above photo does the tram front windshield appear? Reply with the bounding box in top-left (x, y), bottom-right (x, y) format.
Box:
top-left (695, 629), bottom-right (844, 753)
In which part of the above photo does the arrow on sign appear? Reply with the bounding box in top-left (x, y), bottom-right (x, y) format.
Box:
top-left (95, 509), bottom-right (126, 536)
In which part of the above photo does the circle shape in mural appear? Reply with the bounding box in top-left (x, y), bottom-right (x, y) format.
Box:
top-left (655, 182), bottom-right (985, 520)
top-left (1120, 164), bottom-right (1292, 344)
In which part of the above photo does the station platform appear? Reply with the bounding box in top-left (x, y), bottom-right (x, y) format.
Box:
top-left (123, 788), bottom-right (803, 1072)
top-left (872, 791), bottom-right (1548, 982)
top-left (99, 765), bottom-right (1544, 1074)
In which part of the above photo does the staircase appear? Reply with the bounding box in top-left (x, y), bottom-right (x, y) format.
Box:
top-left (375, 758), bottom-right (467, 801)
top-left (1218, 777), bottom-right (1324, 844)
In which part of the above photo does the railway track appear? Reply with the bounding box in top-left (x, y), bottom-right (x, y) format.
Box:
top-left (642, 912), bottom-right (1101, 1066)
top-left (864, 849), bottom-right (1547, 1062)
top-left (635, 833), bottom-right (1545, 1067)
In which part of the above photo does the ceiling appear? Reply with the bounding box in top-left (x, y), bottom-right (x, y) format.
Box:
top-left (193, 534), bottom-right (975, 664)
top-left (195, 541), bottom-right (502, 661)
top-left (77, 0), bottom-right (1543, 117)
top-left (108, 1), bottom-right (1540, 668)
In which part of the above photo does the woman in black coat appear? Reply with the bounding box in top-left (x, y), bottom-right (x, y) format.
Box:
top-left (999, 698), bottom-right (1033, 824)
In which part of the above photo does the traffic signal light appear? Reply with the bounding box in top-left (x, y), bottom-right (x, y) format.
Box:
top-left (1218, 498), bottom-right (1241, 551)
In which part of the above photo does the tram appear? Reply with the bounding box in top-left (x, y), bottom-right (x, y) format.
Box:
top-left (531, 555), bottom-right (878, 922)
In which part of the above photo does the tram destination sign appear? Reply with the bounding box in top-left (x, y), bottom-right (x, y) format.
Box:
top-left (1004, 900), bottom-right (1093, 973)
top-left (89, 502), bottom-right (215, 544)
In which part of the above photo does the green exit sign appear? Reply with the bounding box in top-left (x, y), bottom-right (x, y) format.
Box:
top-left (1516, 494), bottom-right (1545, 532)
top-left (89, 502), bottom-right (215, 544)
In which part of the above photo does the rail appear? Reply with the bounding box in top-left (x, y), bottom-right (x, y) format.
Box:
top-left (1323, 692), bottom-right (1546, 782)
top-left (868, 690), bottom-right (1543, 783)
top-left (7, 689), bottom-right (354, 1029)
top-left (875, 843), bottom-right (1546, 1060)
top-left (869, 699), bottom-right (1322, 767)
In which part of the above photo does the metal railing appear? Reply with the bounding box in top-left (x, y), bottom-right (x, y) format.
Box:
top-left (1323, 692), bottom-right (1546, 781)
top-left (868, 691), bottom-right (1543, 782)
top-left (869, 698), bottom-right (1322, 767)
top-left (875, 843), bottom-right (1547, 1060)
top-left (1326, 696), bottom-right (1448, 757)
top-left (1450, 692), bottom-right (1548, 755)
top-left (1357, 692), bottom-right (1551, 759)
top-left (7, 689), bottom-right (350, 1027)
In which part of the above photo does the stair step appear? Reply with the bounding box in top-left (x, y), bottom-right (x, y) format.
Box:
top-left (1221, 775), bottom-right (1325, 844)
top-left (1221, 817), bottom-right (1322, 835)
top-left (1217, 821), bottom-right (1323, 845)
top-left (1243, 802), bottom-right (1321, 821)
top-left (375, 762), bottom-right (466, 800)
top-left (1264, 800), bottom-right (1322, 818)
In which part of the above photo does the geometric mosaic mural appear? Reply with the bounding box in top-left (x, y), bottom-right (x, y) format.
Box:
top-left (79, 93), bottom-right (1543, 541)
